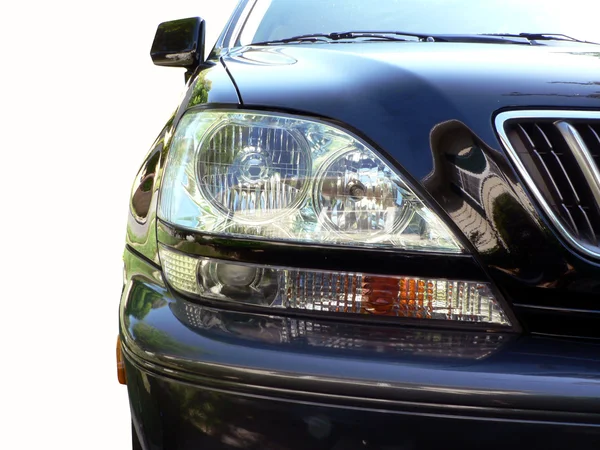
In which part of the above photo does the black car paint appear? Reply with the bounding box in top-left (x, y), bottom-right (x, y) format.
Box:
top-left (122, 9), bottom-right (600, 450)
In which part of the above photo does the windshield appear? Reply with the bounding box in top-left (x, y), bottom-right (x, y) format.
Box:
top-left (239, 0), bottom-right (600, 45)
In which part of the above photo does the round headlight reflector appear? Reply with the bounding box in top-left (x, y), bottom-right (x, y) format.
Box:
top-left (315, 149), bottom-right (415, 241)
top-left (197, 122), bottom-right (311, 223)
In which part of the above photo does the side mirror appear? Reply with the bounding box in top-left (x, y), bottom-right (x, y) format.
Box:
top-left (150, 17), bottom-right (205, 73)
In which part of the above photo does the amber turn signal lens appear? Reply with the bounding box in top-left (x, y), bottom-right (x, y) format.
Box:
top-left (116, 336), bottom-right (127, 385)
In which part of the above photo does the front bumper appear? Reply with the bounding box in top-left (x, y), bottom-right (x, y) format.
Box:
top-left (120, 247), bottom-right (600, 449)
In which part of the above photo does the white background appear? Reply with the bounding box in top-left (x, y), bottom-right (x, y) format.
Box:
top-left (1, 1), bottom-right (236, 449)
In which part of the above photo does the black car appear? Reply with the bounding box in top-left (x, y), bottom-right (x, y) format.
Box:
top-left (118, 1), bottom-right (600, 448)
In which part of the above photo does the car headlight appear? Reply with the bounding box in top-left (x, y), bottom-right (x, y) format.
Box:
top-left (158, 110), bottom-right (462, 252)
top-left (157, 109), bottom-right (512, 327)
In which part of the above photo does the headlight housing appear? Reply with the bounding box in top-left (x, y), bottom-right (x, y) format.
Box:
top-left (157, 109), bottom-right (512, 328)
top-left (158, 110), bottom-right (462, 252)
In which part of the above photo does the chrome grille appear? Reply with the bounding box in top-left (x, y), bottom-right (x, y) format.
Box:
top-left (496, 111), bottom-right (600, 259)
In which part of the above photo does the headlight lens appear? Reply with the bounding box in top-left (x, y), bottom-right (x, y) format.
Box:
top-left (159, 110), bottom-right (462, 252)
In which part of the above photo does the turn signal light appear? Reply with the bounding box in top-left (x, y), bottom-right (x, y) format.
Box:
top-left (159, 246), bottom-right (511, 326)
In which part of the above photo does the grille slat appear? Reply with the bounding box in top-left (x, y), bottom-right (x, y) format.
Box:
top-left (532, 150), bottom-right (565, 203)
top-left (559, 204), bottom-right (578, 233)
top-left (496, 112), bottom-right (600, 259)
top-left (548, 151), bottom-right (580, 205)
top-left (577, 205), bottom-right (598, 246)
top-left (534, 123), bottom-right (583, 206)
top-left (579, 124), bottom-right (600, 158)
top-left (587, 125), bottom-right (600, 146)
top-left (533, 124), bottom-right (552, 148)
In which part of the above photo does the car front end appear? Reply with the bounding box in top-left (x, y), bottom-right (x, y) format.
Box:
top-left (119, 1), bottom-right (600, 448)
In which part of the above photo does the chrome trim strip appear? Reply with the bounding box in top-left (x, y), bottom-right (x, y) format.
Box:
top-left (495, 110), bottom-right (600, 260)
top-left (555, 121), bottom-right (600, 209)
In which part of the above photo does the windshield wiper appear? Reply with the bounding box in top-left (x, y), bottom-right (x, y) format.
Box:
top-left (480, 33), bottom-right (598, 44)
top-left (252, 31), bottom-right (446, 46)
top-left (250, 31), bottom-right (597, 47)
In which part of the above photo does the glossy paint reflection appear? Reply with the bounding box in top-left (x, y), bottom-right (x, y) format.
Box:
top-left (424, 120), bottom-right (567, 280)
top-left (423, 120), bottom-right (600, 337)
top-left (126, 61), bottom-right (239, 264)
top-left (127, 120), bottom-right (169, 265)
top-left (170, 299), bottom-right (508, 360)
top-left (125, 358), bottom-right (600, 450)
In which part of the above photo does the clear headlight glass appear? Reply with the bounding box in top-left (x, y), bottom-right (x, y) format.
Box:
top-left (159, 110), bottom-right (462, 252)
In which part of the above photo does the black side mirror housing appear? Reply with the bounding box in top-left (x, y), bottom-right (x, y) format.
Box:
top-left (150, 17), bottom-right (205, 76)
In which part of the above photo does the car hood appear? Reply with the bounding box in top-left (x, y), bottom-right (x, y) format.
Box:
top-left (223, 42), bottom-right (600, 178)
top-left (222, 42), bottom-right (600, 335)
